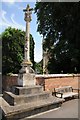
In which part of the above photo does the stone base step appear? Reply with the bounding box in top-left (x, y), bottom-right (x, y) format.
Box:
top-left (2, 97), bottom-right (64, 120)
top-left (3, 91), bottom-right (51, 106)
top-left (14, 85), bottom-right (43, 95)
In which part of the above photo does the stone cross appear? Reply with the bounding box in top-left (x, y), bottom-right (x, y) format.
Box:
top-left (18, 5), bottom-right (35, 86)
top-left (23, 4), bottom-right (33, 65)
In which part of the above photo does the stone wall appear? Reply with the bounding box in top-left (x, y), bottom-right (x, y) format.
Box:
top-left (2, 74), bottom-right (80, 92)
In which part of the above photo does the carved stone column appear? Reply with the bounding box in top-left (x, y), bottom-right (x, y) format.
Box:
top-left (18, 5), bottom-right (35, 86)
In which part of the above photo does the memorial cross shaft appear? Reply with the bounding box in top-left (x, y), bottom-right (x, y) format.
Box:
top-left (23, 4), bottom-right (33, 65)
top-left (18, 5), bottom-right (35, 86)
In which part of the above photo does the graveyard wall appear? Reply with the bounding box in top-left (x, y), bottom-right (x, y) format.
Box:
top-left (36, 74), bottom-right (80, 92)
top-left (2, 74), bottom-right (18, 92)
top-left (2, 74), bottom-right (80, 92)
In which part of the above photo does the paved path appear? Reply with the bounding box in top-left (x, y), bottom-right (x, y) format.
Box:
top-left (27, 99), bottom-right (79, 118)
top-left (0, 97), bottom-right (79, 119)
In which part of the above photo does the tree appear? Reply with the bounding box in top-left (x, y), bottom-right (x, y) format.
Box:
top-left (2, 27), bottom-right (35, 75)
top-left (30, 34), bottom-right (35, 69)
top-left (35, 2), bottom-right (80, 73)
top-left (34, 60), bottom-right (43, 74)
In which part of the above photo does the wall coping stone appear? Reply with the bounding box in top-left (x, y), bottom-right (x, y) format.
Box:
top-left (8, 74), bottom-right (18, 76)
top-left (3, 73), bottom-right (80, 78)
top-left (35, 74), bottom-right (80, 79)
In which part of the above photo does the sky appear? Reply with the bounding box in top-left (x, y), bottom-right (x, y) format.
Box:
top-left (0, 0), bottom-right (43, 63)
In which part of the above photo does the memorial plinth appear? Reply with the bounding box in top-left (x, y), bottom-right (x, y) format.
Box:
top-left (18, 73), bottom-right (35, 86)
top-left (2, 85), bottom-right (64, 119)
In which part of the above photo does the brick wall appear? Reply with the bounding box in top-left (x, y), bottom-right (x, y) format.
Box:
top-left (2, 74), bottom-right (80, 92)
top-left (2, 75), bottom-right (18, 91)
top-left (36, 74), bottom-right (80, 92)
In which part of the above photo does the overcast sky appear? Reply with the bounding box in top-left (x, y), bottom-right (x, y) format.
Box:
top-left (1, 0), bottom-right (43, 62)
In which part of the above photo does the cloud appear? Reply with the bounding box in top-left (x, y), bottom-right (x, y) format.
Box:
top-left (11, 14), bottom-right (25, 30)
top-left (1, 10), bottom-right (25, 31)
top-left (2, 0), bottom-right (16, 4)
top-left (2, 0), bottom-right (36, 4)
top-left (2, 0), bottom-right (24, 4)
top-left (1, 10), bottom-right (11, 27)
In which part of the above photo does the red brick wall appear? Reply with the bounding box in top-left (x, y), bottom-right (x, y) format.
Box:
top-left (2, 75), bottom-right (18, 91)
top-left (2, 74), bottom-right (80, 92)
top-left (36, 74), bottom-right (80, 92)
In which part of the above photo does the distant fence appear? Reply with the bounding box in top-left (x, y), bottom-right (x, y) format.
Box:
top-left (2, 74), bottom-right (80, 92)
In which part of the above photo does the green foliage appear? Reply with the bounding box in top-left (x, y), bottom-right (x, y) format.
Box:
top-left (35, 2), bottom-right (80, 73)
top-left (35, 60), bottom-right (43, 74)
top-left (30, 34), bottom-right (35, 69)
top-left (2, 27), bottom-right (35, 75)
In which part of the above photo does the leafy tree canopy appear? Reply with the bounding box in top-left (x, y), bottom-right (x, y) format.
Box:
top-left (2, 27), bottom-right (35, 75)
top-left (35, 2), bottom-right (80, 73)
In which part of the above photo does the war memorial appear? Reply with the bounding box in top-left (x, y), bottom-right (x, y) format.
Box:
top-left (1, 5), bottom-right (65, 120)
